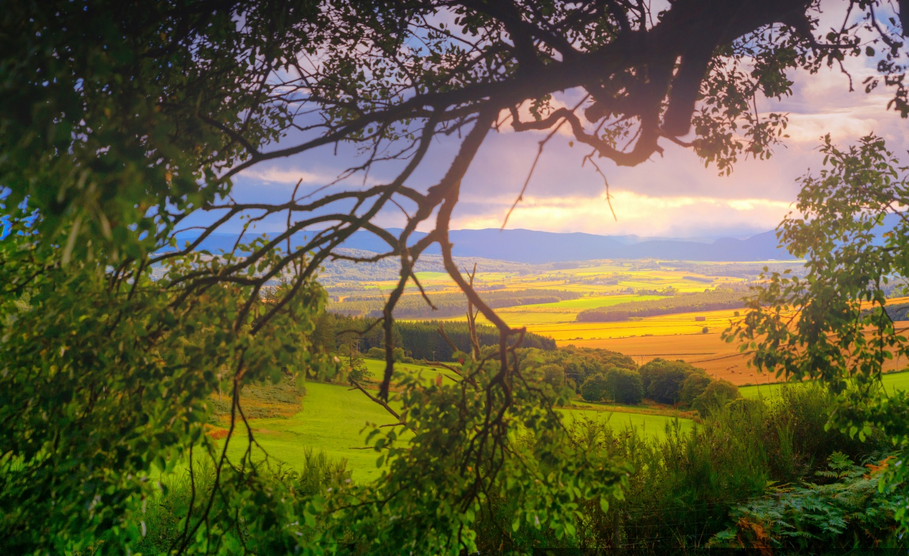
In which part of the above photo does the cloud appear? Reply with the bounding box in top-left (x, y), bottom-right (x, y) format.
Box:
top-left (223, 29), bottom-right (909, 238)
top-left (238, 167), bottom-right (340, 185)
top-left (450, 191), bottom-right (794, 238)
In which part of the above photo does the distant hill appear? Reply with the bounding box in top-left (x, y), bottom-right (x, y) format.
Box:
top-left (174, 228), bottom-right (797, 263)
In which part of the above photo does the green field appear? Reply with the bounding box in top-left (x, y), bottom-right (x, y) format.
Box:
top-left (224, 379), bottom-right (694, 482)
top-left (739, 370), bottom-right (909, 399)
top-left (225, 381), bottom-right (400, 482)
top-left (560, 407), bottom-right (695, 439)
top-left (362, 358), bottom-right (458, 384)
top-left (516, 294), bottom-right (665, 311)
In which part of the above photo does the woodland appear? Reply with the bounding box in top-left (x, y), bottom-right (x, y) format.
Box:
top-left (5, 0), bottom-right (909, 554)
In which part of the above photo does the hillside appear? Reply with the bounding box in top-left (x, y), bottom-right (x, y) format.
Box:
top-left (173, 227), bottom-right (799, 263)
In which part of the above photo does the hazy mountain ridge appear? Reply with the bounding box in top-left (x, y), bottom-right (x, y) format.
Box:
top-left (175, 228), bottom-right (797, 263)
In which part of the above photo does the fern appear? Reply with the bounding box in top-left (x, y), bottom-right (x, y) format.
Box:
top-left (708, 452), bottom-right (904, 550)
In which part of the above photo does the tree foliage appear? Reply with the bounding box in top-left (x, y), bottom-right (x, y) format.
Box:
top-left (0, 214), bottom-right (328, 551)
top-left (606, 367), bottom-right (645, 405)
top-left (312, 314), bottom-right (557, 361)
top-left (639, 359), bottom-right (705, 405)
top-left (728, 134), bottom-right (909, 525)
top-left (692, 380), bottom-right (741, 418)
top-left (580, 373), bottom-right (611, 403)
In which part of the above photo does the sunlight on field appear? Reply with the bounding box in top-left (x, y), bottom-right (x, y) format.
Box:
top-left (225, 382), bottom-right (400, 482)
top-left (740, 370), bottom-right (909, 399)
top-left (519, 294), bottom-right (666, 311)
top-left (502, 307), bottom-right (747, 342)
top-left (411, 271), bottom-right (455, 282)
top-left (362, 265), bottom-right (909, 389)
top-left (362, 358), bottom-right (457, 384)
top-left (225, 380), bottom-right (696, 481)
top-left (377, 261), bottom-right (753, 299)
top-left (560, 408), bottom-right (695, 440)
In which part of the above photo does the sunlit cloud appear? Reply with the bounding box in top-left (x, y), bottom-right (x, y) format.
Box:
top-left (226, 33), bottom-right (909, 239)
top-left (451, 191), bottom-right (794, 238)
top-left (239, 167), bottom-right (359, 186)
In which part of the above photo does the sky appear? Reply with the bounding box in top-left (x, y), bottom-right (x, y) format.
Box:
top-left (224, 28), bottom-right (909, 241)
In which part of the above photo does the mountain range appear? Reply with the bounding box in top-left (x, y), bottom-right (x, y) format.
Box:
top-left (176, 227), bottom-right (798, 264)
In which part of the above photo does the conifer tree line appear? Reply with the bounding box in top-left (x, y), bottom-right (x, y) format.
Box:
top-left (312, 313), bottom-right (557, 361)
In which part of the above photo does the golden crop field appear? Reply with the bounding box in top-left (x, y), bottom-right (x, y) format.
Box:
top-left (399, 263), bottom-right (909, 387)
top-left (397, 262), bottom-right (750, 296)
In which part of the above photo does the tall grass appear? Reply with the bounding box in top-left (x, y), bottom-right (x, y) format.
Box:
top-left (134, 449), bottom-right (349, 554)
top-left (475, 384), bottom-right (891, 553)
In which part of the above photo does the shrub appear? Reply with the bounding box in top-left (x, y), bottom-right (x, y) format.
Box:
top-left (136, 450), bottom-right (350, 554)
top-left (709, 452), bottom-right (903, 552)
top-left (364, 346), bottom-right (408, 361)
top-left (692, 379), bottom-right (740, 417)
top-left (474, 384), bottom-right (893, 554)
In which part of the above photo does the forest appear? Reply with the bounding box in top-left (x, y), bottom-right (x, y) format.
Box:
top-left (311, 313), bottom-right (557, 361)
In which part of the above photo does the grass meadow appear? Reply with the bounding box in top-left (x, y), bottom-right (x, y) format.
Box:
top-left (739, 369), bottom-right (909, 399)
top-left (222, 376), bottom-right (694, 481)
top-left (224, 381), bottom-right (400, 482)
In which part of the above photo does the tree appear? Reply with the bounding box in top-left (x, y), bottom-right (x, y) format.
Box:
top-left (606, 368), bottom-right (644, 405)
top-left (4, 0), bottom-right (909, 552)
top-left (580, 373), bottom-right (610, 403)
top-left (729, 134), bottom-right (909, 524)
top-left (640, 358), bottom-right (704, 405)
top-left (540, 363), bottom-right (566, 388)
top-left (680, 373), bottom-right (713, 406)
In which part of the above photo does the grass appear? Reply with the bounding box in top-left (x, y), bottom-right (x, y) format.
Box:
top-left (219, 379), bottom-right (695, 481)
top-left (560, 407), bottom-right (695, 440)
top-left (223, 381), bottom-right (400, 483)
top-left (361, 358), bottom-right (457, 384)
top-left (739, 369), bottom-right (909, 399)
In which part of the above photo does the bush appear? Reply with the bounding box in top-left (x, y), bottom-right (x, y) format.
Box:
top-left (580, 373), bottom-right (610, 402)
top-left (347, 364), bottom-right (369, 384)
top-left (136, 450), bottom-right (350, 554)
top-left (472, 383), bottom-right (894, 554)
top-left (709, 452), bottom-right (903, 552)
top-left (679, 373), bottom-right (712, 406)
top-left (692, 379), bottom-right (740, 417)
top-left (606, 367), bottom-right (644, 404)
top-left (365, 346), bottom-right (385, 359)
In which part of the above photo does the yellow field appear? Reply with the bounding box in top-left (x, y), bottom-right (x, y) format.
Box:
top-left (378, 261), bottom-right (909, 387)
top-left (487, 299), bottom-right (909, 387)
top-left (384, 263), bottom-right (750, 297)
top-left (529, 308), bottom-right (745, 340)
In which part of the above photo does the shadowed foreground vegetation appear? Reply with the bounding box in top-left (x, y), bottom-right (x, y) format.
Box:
top-left (140, 383), bottom-right (899, 554)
